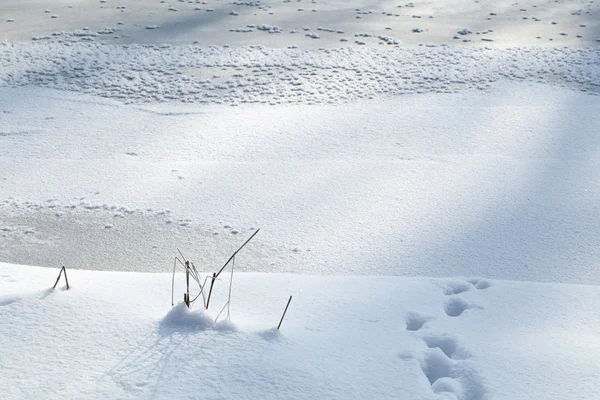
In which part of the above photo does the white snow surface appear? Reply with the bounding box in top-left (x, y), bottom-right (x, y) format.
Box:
top-left (1, 1), bottom-right (600, 399)
top-left (1, 83), bottom-right (600, 283)
top-left (1, 263), bottom-right (599, 400)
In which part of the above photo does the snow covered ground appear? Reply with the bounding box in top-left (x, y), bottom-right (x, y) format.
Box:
top-left (1, 83), bottom-right (600, 283)
top-left (2, 0), bottom-right (600, 399)
top-left (2, 0), bottom-right (599, 47)
top-left (1, 263), bottom-right (599, 400)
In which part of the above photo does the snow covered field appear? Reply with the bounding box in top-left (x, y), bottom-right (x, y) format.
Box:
top-left (2, 83), bottom-right (600, 283)
top-left (2, 264), bottom-right (600, 400)
top-left (1, 0), bottom-right (600, 399)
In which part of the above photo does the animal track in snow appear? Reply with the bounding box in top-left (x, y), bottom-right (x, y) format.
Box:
top-left (444, 280), bottom-right (472, 295)
top-left (421, 349), bottom-right (453, 385)
top-left (467, 278), bottom-right (492, 290)
top-left (422, 334), bottom-right (470, 360)
top-left (402, 278), bottom-right (492, 399)
top-left (444, 297), bottom-right (481, 317)
top-left (420, 344), bottom-right (485, 400)
top-left (419, 347), bottom-right (485, 399)
top-left (431, 376), bottom-right (463, 397)
top-left (405, 312), bottom-right (430, 331)
top-left (445, 278), bottom-right (492, 295)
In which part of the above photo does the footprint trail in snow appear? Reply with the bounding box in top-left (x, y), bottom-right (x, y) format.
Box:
top-left (402, 278), bottom-right (492, 400)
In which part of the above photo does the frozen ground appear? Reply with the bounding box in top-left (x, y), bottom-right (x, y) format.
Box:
top-left (1, 263), bottom-right (599, 400)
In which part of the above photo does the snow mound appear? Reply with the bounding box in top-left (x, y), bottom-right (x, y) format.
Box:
top-left (159, 303), bottom-right (238, 335)
top-left (159, 303), bottom-right (214, 333)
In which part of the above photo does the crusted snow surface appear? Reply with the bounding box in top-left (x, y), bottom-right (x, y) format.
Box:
top-left (0, 42), bottom-right (598, 105)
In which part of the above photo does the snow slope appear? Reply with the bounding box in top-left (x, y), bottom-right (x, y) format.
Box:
top-left (1, 263), bottom-right (599, 400)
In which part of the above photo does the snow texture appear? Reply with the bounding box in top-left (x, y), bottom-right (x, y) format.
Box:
top-left (0, 43), bottom-right (598, 106)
